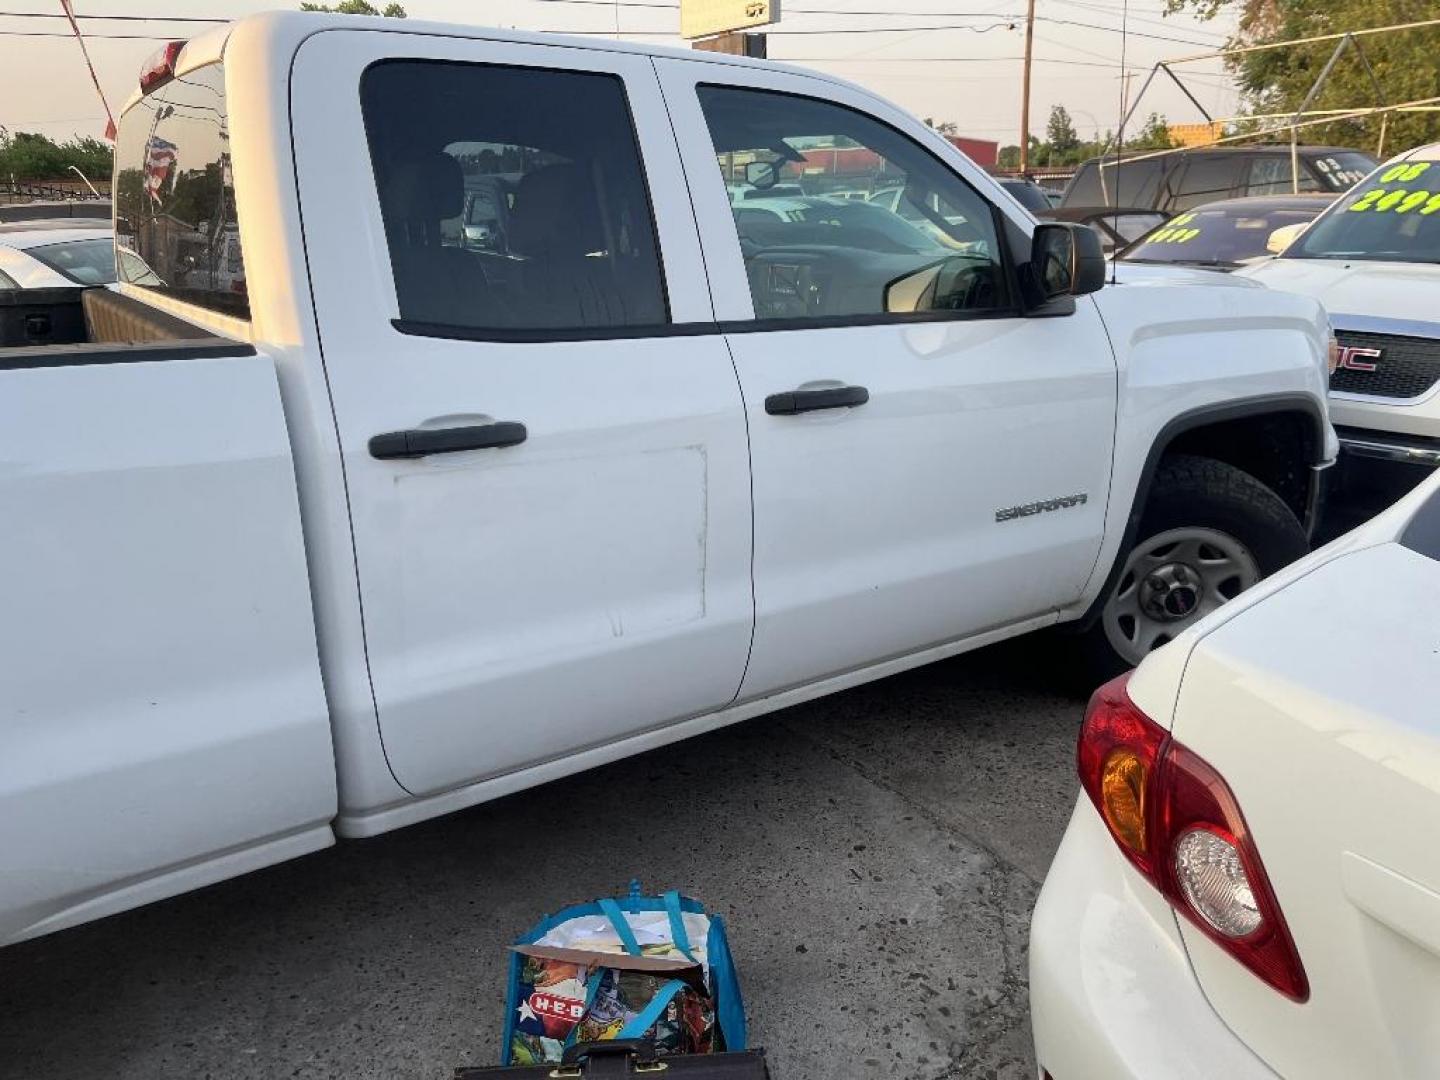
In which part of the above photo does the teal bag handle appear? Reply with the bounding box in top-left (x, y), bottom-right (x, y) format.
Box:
top-left (561, 967), bottom-right (608, 1051)
top-left (662, 891), bottom-right (695, 962)
top-left (615, 979), bottom-right (688, 1040)
top-left (597, 898), bottom-right (642, 956)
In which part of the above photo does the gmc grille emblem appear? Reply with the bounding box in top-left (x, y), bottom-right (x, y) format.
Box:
top-left (1336, 345), bottom-right (1382, 372)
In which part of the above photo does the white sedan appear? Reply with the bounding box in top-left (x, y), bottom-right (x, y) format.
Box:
top-left (1031, 468), bottom-right (1440, 1079)
top-left (0, 220), bottom-right (155, 289)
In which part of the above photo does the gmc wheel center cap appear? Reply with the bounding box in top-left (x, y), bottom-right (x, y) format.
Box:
top-left (1140, 563), bottom-right (1203, 621)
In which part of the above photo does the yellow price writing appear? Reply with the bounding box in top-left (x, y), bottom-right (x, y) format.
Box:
top-left (1147, 212), bottom-right (1201, 244)
top-left (1348, 186), bottom-right (1440, 215)
top-left (1380, 161), bottom-right (1432, 183)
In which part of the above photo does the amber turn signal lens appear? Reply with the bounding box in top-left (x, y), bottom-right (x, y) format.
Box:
top-left (1327, 335), bottom-right (1341, 375)
top-left (1100, 747), bottom-right (1149, 854)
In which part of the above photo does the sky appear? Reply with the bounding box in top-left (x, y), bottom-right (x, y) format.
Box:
top-left (0, 0), bottom-right (1241, 156)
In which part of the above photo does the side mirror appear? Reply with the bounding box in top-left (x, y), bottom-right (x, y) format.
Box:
top-left (743, 160), bottom-right (779, 191)
top-left (1031, 222), bottom-right (1106, 300)
top-left (1266, 222), bottom-right (1307, 255)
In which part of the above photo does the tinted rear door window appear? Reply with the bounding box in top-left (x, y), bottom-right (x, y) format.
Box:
top-left (361, 60), bottom-right (667, 334)
top-left (1172, 155), bottom-right (1242, 209)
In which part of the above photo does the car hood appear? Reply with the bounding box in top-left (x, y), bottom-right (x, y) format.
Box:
top-left (1238, 257), bottom-right (1440, 323)
top-left (1107, 261), bottom-right (1265, 288)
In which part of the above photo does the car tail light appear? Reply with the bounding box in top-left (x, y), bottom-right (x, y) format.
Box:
top-left (1078, 673), bottom-right (1309, 1002)
top-left (139, 41), bottom-right (186, 94)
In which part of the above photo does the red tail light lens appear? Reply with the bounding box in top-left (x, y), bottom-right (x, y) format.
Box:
top-left (139, 41), bottom-right (186, 94)
top-left (1078, 673), bottom-right (1310, 1002)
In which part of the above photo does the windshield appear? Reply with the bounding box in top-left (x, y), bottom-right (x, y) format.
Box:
top-left (1123, 204), bottom-right (1326, 266)
top-left (24, 238), bottom-right (117, 284)
top-left (1289, 158), bottom-right (1440, 264)
top-left (1309, 151), bottom-right (1376, 191)
top-left (784, 201), bottom-right (947, 254)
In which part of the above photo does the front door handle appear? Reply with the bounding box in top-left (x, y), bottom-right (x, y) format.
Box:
top-left (368, 421), bottom-right (527, 459)
top-left (764, 385), bottom-right (870, 416)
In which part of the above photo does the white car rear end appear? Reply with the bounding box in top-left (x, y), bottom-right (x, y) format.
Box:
top-left (1031, 472), bottom-right (1440, 1079)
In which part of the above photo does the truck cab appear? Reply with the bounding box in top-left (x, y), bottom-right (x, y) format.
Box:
top-left (0, 12), bottom-right (1335, 947)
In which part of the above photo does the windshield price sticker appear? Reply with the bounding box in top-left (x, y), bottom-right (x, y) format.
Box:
top-left (1348, 162), bottom-right (1440, 215)
top-left (1145, 211), bottom-right (1202, 244)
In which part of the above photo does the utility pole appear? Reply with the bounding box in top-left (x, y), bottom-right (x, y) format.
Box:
top-left (1018, 0), bottom-right (1037, 174)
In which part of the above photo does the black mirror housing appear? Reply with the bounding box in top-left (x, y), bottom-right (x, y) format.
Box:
top-left (1028, 222), bottom-right (1106, 304)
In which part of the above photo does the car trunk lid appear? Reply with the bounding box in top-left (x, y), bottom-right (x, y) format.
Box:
top-left (1169, 541), bottom-right (1440, 1079)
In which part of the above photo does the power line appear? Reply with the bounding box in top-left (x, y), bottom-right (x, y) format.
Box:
top-left (781, 55), bottom-right (1138, 67)
top-left (0, 11), bottom-right (226, 21)
top-left (1047, 0), bottom-right (1229, 40)
top-left (519, 0), bottom-right (1021, 13)
top-left (0, 29), bottom-right (175, 39)
top-left (1031, 32), bottom-right (1144, 65)
top-left (766, 22), bottom-right (1016, 33)
top-left (0, 2), bottom-right (1022, 17)
top-left (1033, 16), bottom-right (1217, 48)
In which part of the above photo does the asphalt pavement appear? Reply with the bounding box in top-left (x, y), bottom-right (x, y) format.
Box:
top-left (0, 633), bottom-right (1087, 1080)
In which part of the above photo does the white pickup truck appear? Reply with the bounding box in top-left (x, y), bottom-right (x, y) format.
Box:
top-left (0, 12), bottom-right (1336, 947)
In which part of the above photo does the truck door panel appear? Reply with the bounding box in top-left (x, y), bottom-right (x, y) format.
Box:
top-left (656, 62), bottom-right (1117, 697)
top-left (291, 35), bottom-right (754, 797)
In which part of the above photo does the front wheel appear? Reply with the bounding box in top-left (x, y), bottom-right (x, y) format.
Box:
top-left (1083, 454), bottom-right (1308, 676)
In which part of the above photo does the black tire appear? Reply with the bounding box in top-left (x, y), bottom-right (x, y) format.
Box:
top-left (1074, 453), bottom-right (1309, 682)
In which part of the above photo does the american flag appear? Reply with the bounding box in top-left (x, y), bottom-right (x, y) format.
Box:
top-left (143, 136), bottom-right (179, 205)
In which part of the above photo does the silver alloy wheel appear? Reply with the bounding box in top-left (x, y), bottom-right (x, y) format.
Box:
top-left (1102, 526), bottom-right (1261, 665)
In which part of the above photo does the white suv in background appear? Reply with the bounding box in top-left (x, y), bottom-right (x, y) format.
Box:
top-left (1241, 143), bottom-right (1440, 522)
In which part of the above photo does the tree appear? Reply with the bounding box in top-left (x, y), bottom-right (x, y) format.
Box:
top-left (1124, 112), bottom-right (1179, 152)
top-left (1164, 0), bottom-right (1440, 151)
top-left (0, 130), bottom-right (112, 182)
top-left (1046, 105), bottom-right (1080, 156)
top-left (301, 1), bottom-right (407, 15)
top-left (997, 134), bottom-right (1041, 170)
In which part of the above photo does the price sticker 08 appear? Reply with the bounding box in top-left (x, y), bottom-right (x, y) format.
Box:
top-left (1348, 162), bottom-right (1440, 215)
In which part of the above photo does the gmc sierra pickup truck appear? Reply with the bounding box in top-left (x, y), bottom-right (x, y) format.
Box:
top-left (0, 11), bottom-right (1337, 946)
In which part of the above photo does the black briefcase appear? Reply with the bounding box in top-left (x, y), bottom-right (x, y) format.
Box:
top-left (455, 1040), bottom-right (771, 1079)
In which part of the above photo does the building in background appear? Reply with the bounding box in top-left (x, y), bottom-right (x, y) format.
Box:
top-left (947, 136), bottom-right (998, 167)
top-left (1169, 122), bottom-right (1226, 148)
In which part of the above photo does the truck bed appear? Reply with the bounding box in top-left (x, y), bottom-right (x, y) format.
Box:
top-left (0, 283), bottom-right (337, 946)
top-left (0, 285), bottom-right (235, 355)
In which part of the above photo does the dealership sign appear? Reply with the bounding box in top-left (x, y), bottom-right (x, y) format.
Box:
top-left (681, 0), bottom-right (780, 39)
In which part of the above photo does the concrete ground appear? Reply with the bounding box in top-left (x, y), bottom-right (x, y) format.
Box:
top-left (0, 634), bottom-right (1087, 1080)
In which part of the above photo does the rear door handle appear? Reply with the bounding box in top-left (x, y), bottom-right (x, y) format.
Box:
top-left (368, 421), bottom-right (527, 459)
top-left (764, 385), bottom-right (870, 416)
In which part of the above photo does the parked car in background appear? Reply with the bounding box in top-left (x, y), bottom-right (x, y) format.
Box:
top-left (1037, 205), bottom-right (1169, 255)
top-left (1031, 466), bottom-right (1440, 1080)
top-left (861, 184), bottom-right (996, 251)
top-left (0, 12), bottom-right (1335, 950)
top-left (994, 176), bottom-right (1054, 213)
top-left (0, 220), bottom-right (148, 289)
top-left (732, 194), bottom-right (954, 256)
top-left (1240, 143), bottom-right (1440, 523)
top-left (1062, 144), bottom-right (1375, 213)
top-left (1116, 193), bottom-right (1333, 271)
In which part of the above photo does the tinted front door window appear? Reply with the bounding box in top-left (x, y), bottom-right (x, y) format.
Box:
top-left (696, 85), bottom-right (1008, 322)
